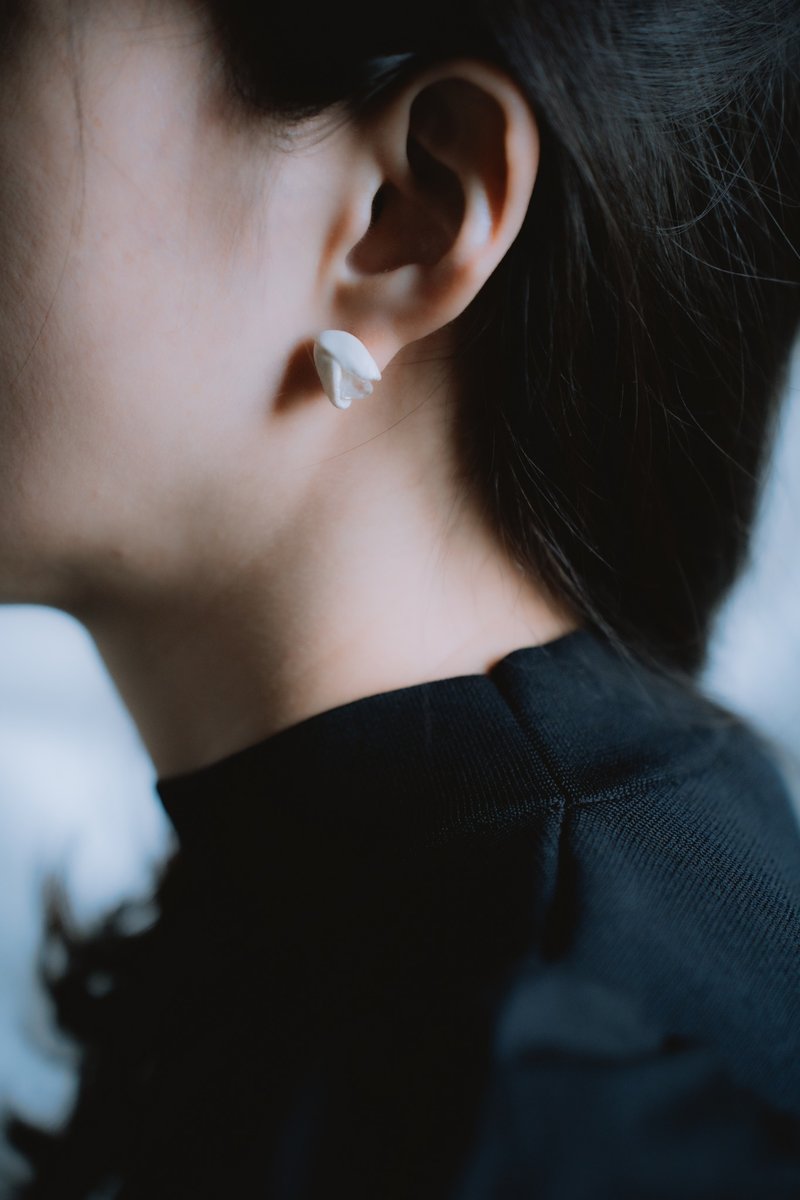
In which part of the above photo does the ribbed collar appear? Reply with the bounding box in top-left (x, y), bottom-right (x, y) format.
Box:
top-left (154, 626), bottom-right (703, 852)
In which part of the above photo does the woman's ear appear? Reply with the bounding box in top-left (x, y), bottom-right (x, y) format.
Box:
top-left (327, 59), bottom-right (540, 363)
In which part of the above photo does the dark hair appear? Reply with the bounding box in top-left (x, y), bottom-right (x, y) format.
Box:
top-left (207, 0), bottom-right (800, 680)
top-left (3, 1), bottom-right (799, 1195)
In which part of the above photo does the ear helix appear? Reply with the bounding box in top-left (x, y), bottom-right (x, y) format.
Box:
top-left (313, 330), bottom-right (381, 411)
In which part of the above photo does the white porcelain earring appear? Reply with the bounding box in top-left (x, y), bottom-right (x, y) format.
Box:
top-left (313, 330), bottom-right (381, 411)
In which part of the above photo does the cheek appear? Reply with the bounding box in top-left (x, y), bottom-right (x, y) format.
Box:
top-left (0, 4), bottom-right (328, 586)
top-left (0, 163), bottom-right (202, 581)
top-left (0, 92), bottom-right (83, 547)
top-left (0, 20), bottom-right (224, 559)
top-left (0, 155), bottom-right (283, 561)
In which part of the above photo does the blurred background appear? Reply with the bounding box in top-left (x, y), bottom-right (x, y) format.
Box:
top-left (0, 342), bottom-right (799, 1182)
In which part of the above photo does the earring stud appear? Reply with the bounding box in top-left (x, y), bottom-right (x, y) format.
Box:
top-left (313, 330), bottom-right (381, 411)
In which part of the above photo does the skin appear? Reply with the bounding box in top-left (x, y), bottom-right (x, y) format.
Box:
top-left (0, 0), bottom-right (580, 780)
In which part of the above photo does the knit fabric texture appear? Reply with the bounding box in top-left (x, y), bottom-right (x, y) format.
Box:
top-left (153, 626), bottom-right (800, 1199)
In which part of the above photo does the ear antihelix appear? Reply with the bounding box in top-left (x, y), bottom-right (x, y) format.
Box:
top-left (313, 330), bottom-right (382, 411)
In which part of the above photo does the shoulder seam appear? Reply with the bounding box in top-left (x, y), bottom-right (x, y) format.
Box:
top-left (488, 667), bottom-right (576, 808)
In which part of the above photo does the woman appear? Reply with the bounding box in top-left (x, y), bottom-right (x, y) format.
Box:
top-left (2, 0), bottom-right (800, 1195)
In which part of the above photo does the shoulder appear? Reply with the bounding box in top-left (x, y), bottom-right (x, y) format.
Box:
top-left (450, 714), bottom-right (800, 1196)
top-left (547, 716), bottom-right (800, 1115)
top-left (492, 633), bottom-right (800, 1112)
top-left (495, 627), bottom-right (797, 821)
top-left (497, 629), bottom-right (800, 892)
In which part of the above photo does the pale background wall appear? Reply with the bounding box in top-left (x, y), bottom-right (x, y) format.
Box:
top-left (0, 343), bottom-right (798, 1184)
top-left (701, 341), bottom-right (800, 799)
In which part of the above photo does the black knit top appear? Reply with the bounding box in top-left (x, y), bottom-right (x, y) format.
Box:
top-left (153, 626), bottom-right (800, 1199)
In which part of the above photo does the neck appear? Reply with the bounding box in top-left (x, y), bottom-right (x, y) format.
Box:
top-left (65, 352), bottom-right (579, 780)
top-left (79, 494), bottom-right (577, 782)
